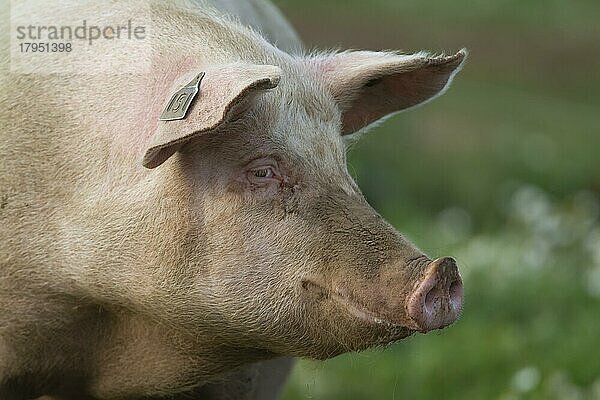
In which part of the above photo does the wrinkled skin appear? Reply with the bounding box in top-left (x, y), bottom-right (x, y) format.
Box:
top-left (0, 1), bottom-right (465, 399)
top-left (174, 106), bottom-right (425, 358)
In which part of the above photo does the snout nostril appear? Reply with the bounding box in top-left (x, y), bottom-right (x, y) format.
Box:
top-left (449, 280), bottom-right (461, 297)
top-left (424, 285), bottom-right (441, 314)
top-left (407, 256), bottom-right (464, 332)
top-left (449, 279), bottom-right (464, 312)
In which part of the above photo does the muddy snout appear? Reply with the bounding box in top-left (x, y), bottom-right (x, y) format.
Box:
top-left (407, 257), bottom-right (463, 332)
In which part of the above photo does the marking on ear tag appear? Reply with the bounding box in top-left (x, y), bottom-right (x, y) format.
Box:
top-left (159, 72), bottom-right (205, 121)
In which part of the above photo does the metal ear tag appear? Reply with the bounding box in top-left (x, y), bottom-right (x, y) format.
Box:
top-left (159, 72), bottom-right (205, 121)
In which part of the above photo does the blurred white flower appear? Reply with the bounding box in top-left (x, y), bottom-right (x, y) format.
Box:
top-left (590, 378), bottom-right (600, 400)
top-left (584, 228), bottom-right (600, 266)
top-left (436, 207), bottom-right (473, 244)
top-left (546, 371), bottom-right (584, 400)
top-left (509, 185), bottom-right (551, 226)
top-left (511, 366), bottom-right (541, 393)
top-left (585, 264), bottom-right (600, 298)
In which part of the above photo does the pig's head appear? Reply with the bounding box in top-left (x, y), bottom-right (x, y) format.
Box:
top-left (142, 50), bottom-right (466, 360)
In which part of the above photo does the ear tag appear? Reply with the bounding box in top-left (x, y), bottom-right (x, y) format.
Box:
top-left (159, 72), bottom-right (205, 121)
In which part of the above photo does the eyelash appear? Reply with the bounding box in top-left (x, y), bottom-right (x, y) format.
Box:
top-left (250, 166), bottom-right (276, 180)
top-left (254, 168), bottom-right (272, 178)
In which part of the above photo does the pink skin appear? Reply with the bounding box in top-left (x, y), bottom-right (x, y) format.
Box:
top-left (407, 257), bottom-right (463, 332)
top-left (127, 57), bottom-right (199, 155)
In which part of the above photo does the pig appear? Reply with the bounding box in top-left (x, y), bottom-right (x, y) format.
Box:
top-left (0, 0), bottom-right (466, 399)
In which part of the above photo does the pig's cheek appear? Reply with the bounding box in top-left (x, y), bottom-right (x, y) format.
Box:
top-left (247, 184), bottom-right (289, 218)
top-left (235, 179), bottom-right (279, 201)
top-left (255, 182), bottom-right (283, 200)
top-left (281, 184), bottom-right (301, 215)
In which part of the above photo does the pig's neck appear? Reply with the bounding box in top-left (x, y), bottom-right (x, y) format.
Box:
top-left (89, 308), bottom-right (276, 398)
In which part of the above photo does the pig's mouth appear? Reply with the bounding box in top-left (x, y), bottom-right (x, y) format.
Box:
top-left (300, 257), bottom-right (462, 353)
top-left (301, 279), bottom-right (417, 334)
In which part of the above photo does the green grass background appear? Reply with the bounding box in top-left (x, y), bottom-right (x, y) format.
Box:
top-left (271, 1), bottom-right (600, 399)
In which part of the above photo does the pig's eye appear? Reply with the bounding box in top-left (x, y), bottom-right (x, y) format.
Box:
top-left (253, 168), bottom-right (273, 178)
top-left (247, 166), bottom-right (278, 184)
top-left (245, 158), bottom-right (280, 185)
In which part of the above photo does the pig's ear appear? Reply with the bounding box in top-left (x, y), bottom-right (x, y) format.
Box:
top-left (309, 49), bottom-right (467, 135)
top-left (142, 64), bottom-right (282, 169)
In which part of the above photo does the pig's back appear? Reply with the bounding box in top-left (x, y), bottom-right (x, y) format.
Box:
top-left (181, 0), bottom-right (302, 53)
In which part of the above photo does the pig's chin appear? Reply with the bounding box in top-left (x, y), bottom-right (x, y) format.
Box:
top-left (301, 280), bottom-right (416, 348)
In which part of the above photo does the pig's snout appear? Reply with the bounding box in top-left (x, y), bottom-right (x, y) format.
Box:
top-left (407, 257), bottom-right (463, 332)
